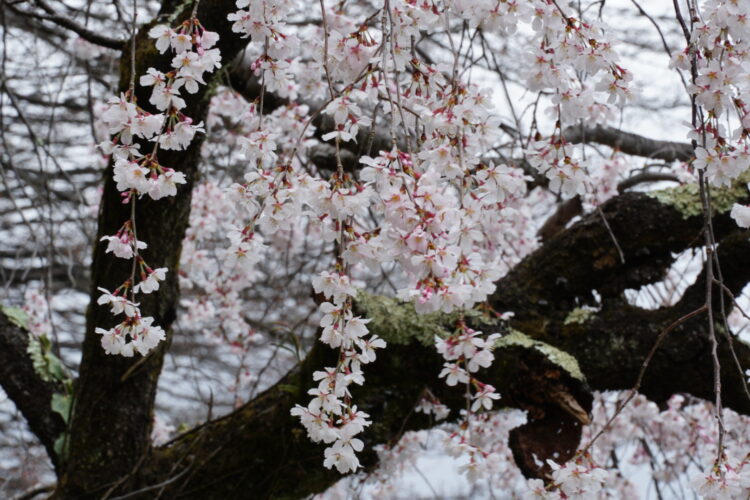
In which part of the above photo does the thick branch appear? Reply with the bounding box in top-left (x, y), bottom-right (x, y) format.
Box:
top-left (564, 124), bottom-right (693, 163)
top-left (141, 309), bottom-right (590, 498)
top-left (495, 187), bottom-right (747, 317)
top-left (495, 186), bottom-right (750, 414)
top-left (537, 196), bottom-right (582, 242)
top-left (0, 309), bottom-right (65, 469)
top-left (138, 187), bottom-right (750, 498)
top-left (537, 173), bottom-right (681, 242)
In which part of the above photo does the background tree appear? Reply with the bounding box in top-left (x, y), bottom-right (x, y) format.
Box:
top-left (1, 0), bottom-right (750, 498)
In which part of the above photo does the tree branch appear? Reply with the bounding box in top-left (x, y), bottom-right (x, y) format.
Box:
top-left (0, 309), bottom-right (65, 469)
top-left (135, 186), bottom-right (750, 498)
top-left (18, 0), bottom-right (126, 50)
top-left (141, 308), bottom-right (591, 498)
top-left (564, 124), bottom-right (693, 163)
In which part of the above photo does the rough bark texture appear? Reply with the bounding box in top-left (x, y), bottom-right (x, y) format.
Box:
top-left (0, 310), bottom-right (66, 469)
top-left (140, 310), bottom-right (591, 499)
top-left (537, 196), bottom-right (582, 242)
top-left (494, 189), bottom-right (750, 415)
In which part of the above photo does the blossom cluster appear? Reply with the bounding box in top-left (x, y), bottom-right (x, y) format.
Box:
top-left (21, 287), bottom-right (52, 338)
top-left (691, 455), bottom-right (750, 500)
top-left (414, 390), bottom-right (450, 421)
top-left (524, 454), bottom-right (609, 500)
top-left (522, 3), bottom-right (633, 199)
top-left (340, 408), bottom-right (529, 498)
top-left (218, 0), bottom-right (626, 473)
top-left (319, 391), bottom-right (750, 498)
top-left (174, 86), bottom-right (341, 406)
top-left (357, 145), bottom-right (528, 315)
top-left (435, 325), bottom-right (501, 411)
top-left (226, 0), bottom-right (545, 320)
top-left (95, 17), bottom-right (221, 356)
top-left (290, 271), bottom-right (386, 474)
top-left (195, 60), bottom-right (385, 466)
top-left (228, 0), bottom-right (300, 98)
top-left (431, 322), bottom-right (505, 480)
top-left (581, 393), bottom-right (750, 499)
top-left (179, 93), bottom-right (320, 360)
top-left (287, 1), bottom-right (527, 470)
top-left (669, 1), bottom-right (750, 224)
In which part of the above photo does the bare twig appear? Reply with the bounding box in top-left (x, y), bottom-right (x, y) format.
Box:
top-left (30, 0), bottom-right (125, 49)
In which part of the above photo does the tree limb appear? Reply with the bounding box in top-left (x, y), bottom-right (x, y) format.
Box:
top-left (0, 309), bottom-right (65, 470)
top-left (14, 0), bottom-right (126, 50)
top-left (135, 187), bottom-right (750, 498)
top-left (564, 124), bottom-right (693, 163)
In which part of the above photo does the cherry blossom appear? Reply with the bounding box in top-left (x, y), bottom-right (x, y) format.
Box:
top-left (95, 14), bottom-right (222, 358)
top-left (731, 203), bottom-right (750, 228)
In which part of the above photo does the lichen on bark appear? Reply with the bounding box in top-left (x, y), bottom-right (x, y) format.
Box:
top-left (495, 329), bottom-right (585, 382)
top-left (355, 292), bottom-right (498, 346)
top-left (648, 170), bottom-right (750, 218)
top-left (564, 306), bottom-right (598, 326)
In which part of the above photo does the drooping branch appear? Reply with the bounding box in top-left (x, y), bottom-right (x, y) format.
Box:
top-left (0, 309), bottom-right (65, 469)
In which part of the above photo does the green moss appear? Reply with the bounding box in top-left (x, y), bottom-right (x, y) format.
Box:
top-left (648, 170), bottom-right (750, 218)
top-left (564, 306), bottom-right (597, 326)
top-left (355, 292), bottom-right (497, 346)
top-left (495, 329), bottom-right (585, 381)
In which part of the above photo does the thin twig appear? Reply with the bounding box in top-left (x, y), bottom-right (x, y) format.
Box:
top-left (581, 305), bottom-right (707, 452)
